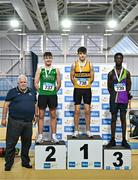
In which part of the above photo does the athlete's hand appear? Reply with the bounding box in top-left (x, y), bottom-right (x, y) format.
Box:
top-left (1, 119), bottom-right (7, 127)
top-left (33, 115), bottom-right (39, 125)
top-left (56, 85), bottom-right (60, 91)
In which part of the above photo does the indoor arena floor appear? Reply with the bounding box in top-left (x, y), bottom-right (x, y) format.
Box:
top-left (0, 153), bottom-right (138, 180)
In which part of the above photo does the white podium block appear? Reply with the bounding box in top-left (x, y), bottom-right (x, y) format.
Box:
top-left (103, 145), bottom-right (131, 170)
top-left (35, 141), bottom-right (66, 170)
top-left (67, 135), bottom-right (102, 169)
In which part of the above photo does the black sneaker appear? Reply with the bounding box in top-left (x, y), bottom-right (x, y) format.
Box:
top-left (122, 139), bottom-right (130, 148)
top-left (106, 140), bottom-right (116, 148)
top-left (22, 164), bottom-right (32, 169)
top-left (5, 166), bottom-right (11, 171)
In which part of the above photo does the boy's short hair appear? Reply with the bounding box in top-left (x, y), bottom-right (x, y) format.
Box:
top-left (77, 47), bottom-right (87, 54)
top-left (114, 52), bottom-right (123, 59)
top-left (43, 52), bottom-right (53, 58)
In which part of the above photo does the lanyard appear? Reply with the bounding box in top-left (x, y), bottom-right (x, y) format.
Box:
top-left (114, 67), bottom-right (123, 82)
top-left (45, 66), bottom-right (52, 78)
top-left (78, 60), bottom-right (87, 73)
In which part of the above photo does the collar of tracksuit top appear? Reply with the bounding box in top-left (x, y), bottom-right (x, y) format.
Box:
top-left (16, 86), bottom-right (31, 94)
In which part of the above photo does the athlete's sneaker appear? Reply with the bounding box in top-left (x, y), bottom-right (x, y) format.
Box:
top-left (86, 131), bottom-right (93, 138)
top-left (106, 139), bottom-right (116, 148)
top-left (122, 139), bottom-right (130, 148)
top-left (36, 134), bottom-right (43, 144)
top-left (72, 131), bottom-right (79, 137)
top-left (52, 135), bottom-right (59, 143)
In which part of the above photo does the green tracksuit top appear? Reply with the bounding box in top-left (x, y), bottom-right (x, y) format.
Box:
top-left (38, 67), bottom-right (57, 95)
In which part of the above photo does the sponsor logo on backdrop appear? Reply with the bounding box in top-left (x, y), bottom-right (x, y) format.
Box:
top-left (101, 96), bottom-right (109, 103)
top-left (65, 81), bottom-right (73, 87)
top-left (94, 73), bottom-right (101, 80)
top-left (56, 133), bottom-right (62, 139)
top-left (91, 111), bottom-right (100, 117)
top-left (79, 125), bottom-right (90, 133)
top-left (93, 66), bottom-right (100, 72)
top-left (116, 120), bottom-right (121, 126)
top-left (58, 96), bottom-right (63, 102)
top-left (92, 81), bottom-right (100, 87)
top-left (90, 126), bottom-right (100, 132)
top-left (102, 103), bottom-right (109, 110)
top-left (92, 89), bottom-right (100, 95)
top-left (43, 125), bottom-right (50, 132)
top-left (57, 125), bottom-right (63, 131)
top-left (91, 104), bottom-right (100, 110)
top-left (45, 111), bottom-right (50, 117)
top-left (64, 126), bottom-right (74, 132)
top-left (79, 118), bottom-right (86, 125)
top-left (102, 88), bottom-right (109, 95)
top-left (64, 118), bottom-right (74, 125)
top-left (92, 96), bottom-right (100, 102)
top-left (116, 126), bottom-right (122, 132)
top-left (57, 88), bottom-right (63, 95)
top-left (64, 111), bottom-right (74, 117)
top-left (91, 119), bottom-right (100, 125)
top-left (64, 74), bottom-right (70, 80)
top-left (102, 126), bottom-right (110, 132)
top-left (101, 66), bottom-right (112, 73)
top-left (64, 89), bottom-right (73, 95)
top-left (64, 103), bottom-right (74, 110)
top-left (102, 134), bottom-right (111, 140)
top-left (101, 81), bottom-right (107, 88)
top-left (116, 134), bottom-right (122, 140)
top-left (57, 118), bottom-right (62, 124)
top-left (43, 119), bottom-right (50, 125)
top-left (65, 96), bottom-right (74, 102)
top-left (102, 118), bottom-right (111, 125)
top-left (57, 103), bottom-right (63, 109)
top-left (101, 74), bottom-right (108, 80)
top-left (102, 110), bottom-right (111, 118)
top-left (65, 66), bottom-right (71, 72)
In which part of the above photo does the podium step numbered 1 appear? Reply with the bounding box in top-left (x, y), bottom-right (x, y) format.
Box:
top-left (67, 135), bottom-right (103, 169)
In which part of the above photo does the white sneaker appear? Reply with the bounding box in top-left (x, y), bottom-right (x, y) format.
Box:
top-left (86, 131), bottom-right (92, 138)
top-left (72, 131), bottom-right (79, 137)
top-left (52, 134), bottom-right (59, 143)
top-left (36, 134), bottom-right (43, 143)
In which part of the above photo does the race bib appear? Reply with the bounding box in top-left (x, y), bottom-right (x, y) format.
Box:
top-left (77, 78), bottom-right (88, 86)
top-left (114, 83), bottom-right (126, 92)
top-left (43, 82), bottom-right (54, 91)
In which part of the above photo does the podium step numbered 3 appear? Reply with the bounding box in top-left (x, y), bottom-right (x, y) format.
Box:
top-left (103, 145), bottom-right (131, 170)
top-left (35, 136), bottom-right (131, 170)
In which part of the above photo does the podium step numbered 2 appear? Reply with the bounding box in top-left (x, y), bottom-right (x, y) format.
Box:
top-left (35, 141), bottom-right (66, 170)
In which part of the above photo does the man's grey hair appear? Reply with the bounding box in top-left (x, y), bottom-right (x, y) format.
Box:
top-left (17, 74), bottom-right (28, 83)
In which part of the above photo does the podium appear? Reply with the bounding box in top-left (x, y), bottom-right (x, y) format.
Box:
top-left (67, 135), bottom-right (102, 169)
top-left (103, 145), bottom-right (131, 170)
top-left (35, 141), bottom-right (66, 170)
